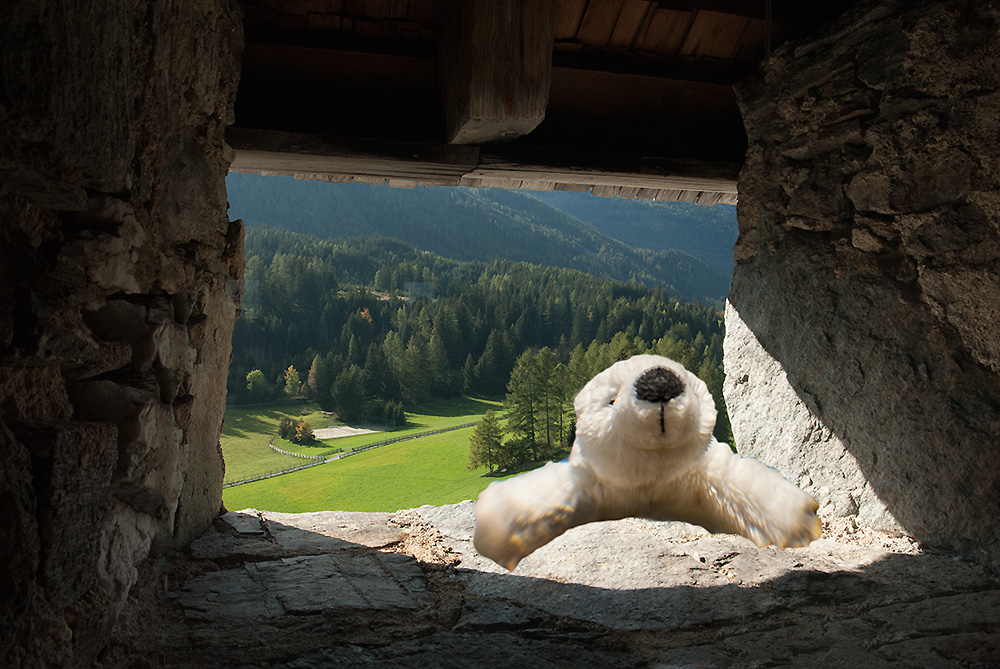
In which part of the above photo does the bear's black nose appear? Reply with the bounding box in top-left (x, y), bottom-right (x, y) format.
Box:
top-left (634, 367), bottom-right (685, 403)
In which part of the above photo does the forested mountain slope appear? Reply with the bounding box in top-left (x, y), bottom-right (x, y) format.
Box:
top-left (526, 190), bottom-right (738, 276)
top-left (226, 173), bottom-right (732, 304)
top-left (230, 227), bottom-right (732, 443)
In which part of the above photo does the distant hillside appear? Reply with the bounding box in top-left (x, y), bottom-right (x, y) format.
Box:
top-left (526, 190), bottom-right (738, 276)
top-left (226, 173), bottom-right (733, 303)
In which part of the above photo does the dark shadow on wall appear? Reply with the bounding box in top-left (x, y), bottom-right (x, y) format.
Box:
top-left (102, 514), bottom-right (1000, 668)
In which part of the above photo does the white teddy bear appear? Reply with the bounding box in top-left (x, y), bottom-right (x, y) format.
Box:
top-left (474, 354), bottom-right (822, 570)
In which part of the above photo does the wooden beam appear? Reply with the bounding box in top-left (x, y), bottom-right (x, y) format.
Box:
top-left (226, 128), bottom-right (739, 198)
top-left (651, 1), bottom-right (854, 27)
top-left (470, 153), bottom-right (739, 192)
top-left (440, 0), bottom-right (556, 145)
top-left (227, 128), bottom-right (479, 186)
top-left (552, 49), bottom-right (751, 86)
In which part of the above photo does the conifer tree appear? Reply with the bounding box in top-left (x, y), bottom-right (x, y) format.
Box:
top-left (474, 329), bottom-right (514, 396)
top-left (427, 333), bottom-right (454, 397)
top-left (468, 410), bottom-right (504, 473)
top-left (330, 365), bottom-right (364, 422)
top-left (534, 347), bottom-right (557, 450)
top-left (306, 354), bottom-right (323, 400)
top-left (362, 344), bottom-right (400, 401)
top-left (278, 415), bottom-right (295, 440)
top-left (401, 336), bottom-right (432, 403)
top-left (505, 350), bottom-right (540, 462)
top-left (462, 353), bottom-right (477, 394)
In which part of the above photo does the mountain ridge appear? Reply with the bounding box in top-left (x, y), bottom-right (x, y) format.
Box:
top-left (226, 173), bottom-right (735, 304)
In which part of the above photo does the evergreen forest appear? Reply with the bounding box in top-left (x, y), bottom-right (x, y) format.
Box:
top-left (228, 225), bottom-right (733, 449)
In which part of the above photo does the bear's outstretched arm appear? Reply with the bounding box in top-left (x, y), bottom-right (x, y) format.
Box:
top-left (661, 440), bottom-right (822, 548)
top-left (473, 461), bottom-right (604, 570)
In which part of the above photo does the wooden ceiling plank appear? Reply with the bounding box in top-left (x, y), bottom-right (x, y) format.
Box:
top-left (227, 129), bottom-right (480, 182)
top-left (272, 13), bottom-right (308, 30)
top-left (718, 192), bottom-right (738, 205)
top-left (608, 0), bottom-right (654, 48)
top-left (306, 12), bottom-right (338, 30)
top-left (696, 190), bottom-right (724, 205)
top-left (732, 17), bottom-right (766, 61)
top-left (592, 184), bottom-right (621, 197)
top-left (387, 0), bottom-right (410, 20)
top-left (304, 0), bottom-right (334, 14)
top-left (520, 180), bottom-right (558, 191)
top-left (649, 1), bottom-right (850, 25)
top-left (243, 5), bottom-right (278, 24)
top-left (554, 183), bottom-right (593, 192)
top-left (638, 8), bottom-right (695, 55)
top-left (554, 0), bottom-right (588, 40)
top-left (351, 175), bottom-right (388, 185)
top-left (576, 0), bottom-right (625, 47)
top-left (292, 172), bottom-right (333, 181)
top-left (652, 188), bottom-right (682, 200)
top-left (415, 177), bottom-right (464, 187)
top-left (406, 1), bottom-right (438, 24)
top-left (678, 11), bottom-right (751, 59)
top-left (387, 177), bottom-right (418, 188)
top-left (358, 0), bottom-right (389, 16)
top-left (479, 177), bottom-right (524, 189)
top-left (273, 0), bottom-right (300, 15)
top-left (353, 18), bottom-right (388, 36)
top-left (468, 166), bottom-right (737, 192)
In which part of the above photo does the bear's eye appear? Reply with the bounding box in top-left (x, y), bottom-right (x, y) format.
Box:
top-left (608, 398), bottom-right (615, 406)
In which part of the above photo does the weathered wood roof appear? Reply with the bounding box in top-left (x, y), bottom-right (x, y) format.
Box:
top-left (230, 1), bottom-right (854, 203)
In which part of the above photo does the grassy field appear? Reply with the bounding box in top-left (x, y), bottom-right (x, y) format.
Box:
top-left (221, 401), bottom-right (322, 484)
top-left (221, 397), bottom-right (511, 511)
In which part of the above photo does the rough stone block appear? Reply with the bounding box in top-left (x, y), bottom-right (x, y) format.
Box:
top-left (20, 422), bottom-right (117, 609)
top-left (730, 0), bottom-right (1000, 570)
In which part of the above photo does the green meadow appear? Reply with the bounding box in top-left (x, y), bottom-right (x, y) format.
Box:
top-left (220, 397), bottom-right (513, 512)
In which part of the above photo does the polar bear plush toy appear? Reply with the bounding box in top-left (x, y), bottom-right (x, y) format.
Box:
top-left (474, 354), bottom-right (822, 570)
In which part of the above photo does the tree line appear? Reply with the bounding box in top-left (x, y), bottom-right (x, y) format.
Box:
top-left (228, 226), bottom-right (730, 442)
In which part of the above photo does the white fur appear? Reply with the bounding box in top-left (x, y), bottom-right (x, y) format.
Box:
top-left (474, 354), bottom-right (822, 570)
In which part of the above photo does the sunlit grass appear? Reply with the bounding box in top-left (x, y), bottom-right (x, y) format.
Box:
top-left (220, 397), bottom-right (509, 508)
top-left (223, 424), bottom-right (517, 513)
top-left (220, 402), bottom-right (312, 483)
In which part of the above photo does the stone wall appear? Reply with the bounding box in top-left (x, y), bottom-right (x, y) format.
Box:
top-left (0, 1), bottom-right (242, 665)
top-left (726, 0), bottom-right (1000, 569)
